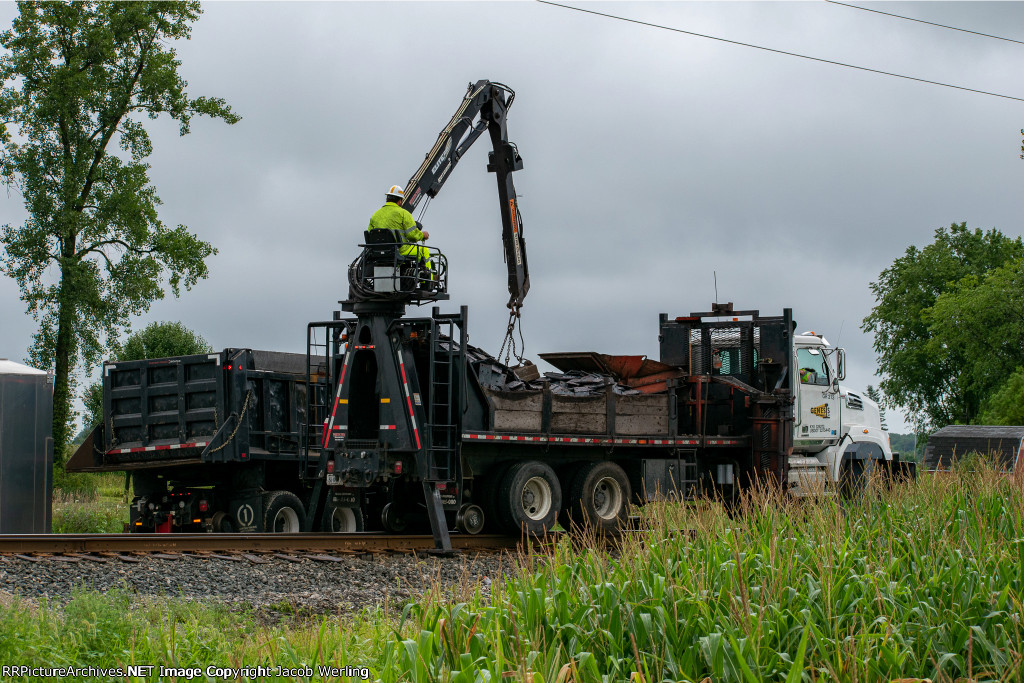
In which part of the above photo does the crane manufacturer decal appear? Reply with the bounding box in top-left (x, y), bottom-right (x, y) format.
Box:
top-left (509, 199), bottom-right (522, 265)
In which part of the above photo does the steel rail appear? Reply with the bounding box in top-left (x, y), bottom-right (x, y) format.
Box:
top-left (0, 533), bottom-right (550, 556)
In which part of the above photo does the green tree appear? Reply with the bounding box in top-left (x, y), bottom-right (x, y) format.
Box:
top-left (864, 385), bottom-right (887, 431)
top-left (862, 223), bottom-right (1024, 433)
top-left (0, 2), bottom-right (238, 464)
top-left (978, 367), bottom-right (1024, 426)
top-left (82, 320), bottom-right (213, 430)
top-left (924, 257), bottom-right (1024, 424)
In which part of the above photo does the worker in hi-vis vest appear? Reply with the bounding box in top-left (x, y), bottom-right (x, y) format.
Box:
top-left (368, 184), bottom-right (434, 273)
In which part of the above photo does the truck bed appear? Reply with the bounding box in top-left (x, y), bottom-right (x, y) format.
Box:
top-left (67, 349), bottom-right (323, 472)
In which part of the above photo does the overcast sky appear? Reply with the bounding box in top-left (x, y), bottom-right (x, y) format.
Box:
top-left (1, 1), bottom-right (1022, 434)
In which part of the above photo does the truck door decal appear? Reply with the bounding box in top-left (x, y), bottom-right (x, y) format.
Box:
top-left (810, 403), bottom-right (830, 419)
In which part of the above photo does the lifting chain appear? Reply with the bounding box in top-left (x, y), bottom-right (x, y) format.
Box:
top-left (209, 389), bottom-right (253, 454)
top-left (498, 305), bottom-right (526, 367)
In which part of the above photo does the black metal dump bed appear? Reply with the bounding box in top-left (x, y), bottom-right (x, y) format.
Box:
top-left (67, 349), bottom-right (322, 472)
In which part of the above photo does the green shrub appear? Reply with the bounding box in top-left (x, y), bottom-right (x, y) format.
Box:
top-left (53, 472), bottom-right (99, 500)
top-left (51, 494), bottom-right (127, 533)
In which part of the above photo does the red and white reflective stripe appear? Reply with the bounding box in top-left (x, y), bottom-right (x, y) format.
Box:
top-left (323, 350), bottom-right (352, 448)
top-left (397, 353), bottom-right (422, 450)
top-left (706, 439), bottom-right (740, 445)
top-left (461, 434), bottom-right (547, 442)
top-left (460, 433), bottom-right (706, 446)
top-left (112, 441), bottom-right (209, 455)
top-left (380, 424), bottom-right (397, 430)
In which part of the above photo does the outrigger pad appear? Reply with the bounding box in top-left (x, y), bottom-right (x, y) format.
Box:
top-left (423, 482), bottom-right (455, 555)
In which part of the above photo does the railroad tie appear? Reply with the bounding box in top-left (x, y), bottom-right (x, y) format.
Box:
top-left (241, 553), bottom-right (271, 564)
top-left (272, 553), bottom-right (304, 563)
top-left (304, 554), bottom-right (345, 562)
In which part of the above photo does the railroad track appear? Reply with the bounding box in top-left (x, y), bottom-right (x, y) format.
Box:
top-left (0, 532), bottom-right (551, 562)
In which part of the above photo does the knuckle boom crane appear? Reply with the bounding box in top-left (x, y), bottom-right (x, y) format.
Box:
top-left (400, 79), bottom-right (530, 316)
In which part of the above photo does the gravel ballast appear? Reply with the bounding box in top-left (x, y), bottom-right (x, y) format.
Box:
top-left (0, 550), bottom-right (526, 617)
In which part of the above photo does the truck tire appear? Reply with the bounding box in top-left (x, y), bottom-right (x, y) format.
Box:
top-left (212, 511), bottom-right (234, 533)
top-left (321, 501), bottom-right (364, 533)
top-left (840, 458), bottom-right (874, 499)
top-left (497, 461), bottom-right (561, 536)
top-left (380, 502), bottom-right (408, 533)
top-left (565, 461), bottom-right (630, 534)
top-left (455, 504), bottom-right (486, 535)
top-left (263, 491), bottom-right (306, 533)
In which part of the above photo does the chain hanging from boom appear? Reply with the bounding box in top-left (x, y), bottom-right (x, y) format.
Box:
top-left (498, 305), bottom-right (526, 366)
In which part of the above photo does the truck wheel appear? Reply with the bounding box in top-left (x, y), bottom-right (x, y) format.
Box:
top-left (263, 491), bottom-right (306, 533)
top-left (381, 502), bottom-right (408, 533)
top-left (322, 502), bottom-right (364, 533)
top-left (212, 511), bottom-right (234, 533)
top-left (455, 504), bottom-right (485, 535)
top-left (498, 461), bottom-right (561, 536)
top-left (840, 458), bottom-right (874, 498)
top-left (566, 461), bottom-right (630, 534)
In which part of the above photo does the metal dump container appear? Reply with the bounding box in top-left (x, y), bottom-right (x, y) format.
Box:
top-left (0, 359), bottom-right (54, 533)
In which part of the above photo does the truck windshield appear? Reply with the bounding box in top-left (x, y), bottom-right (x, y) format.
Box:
top-left (797, 347), bottom-right (830, 386)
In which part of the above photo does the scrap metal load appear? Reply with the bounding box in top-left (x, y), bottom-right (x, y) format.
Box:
top-left (455, 306), bottom-right (794, 450)
top-left (470, 347), bottom-right (650, 395)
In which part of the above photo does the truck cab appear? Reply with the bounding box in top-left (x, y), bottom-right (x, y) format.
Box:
top-left (788, 332), bottom-right (894, 494)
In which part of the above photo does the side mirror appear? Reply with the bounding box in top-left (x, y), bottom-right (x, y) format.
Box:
top-left (832, 377), bottom-right (840, 393)
top-left (836, 348), bottom-right (846, 381)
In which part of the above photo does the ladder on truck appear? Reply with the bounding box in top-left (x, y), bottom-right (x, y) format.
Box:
top-left (424, 306), bottom-right (467, 483)
top-left (301, 320), bottom-right (351, 531)
top-left (421, 306), bottom-right (467, 554)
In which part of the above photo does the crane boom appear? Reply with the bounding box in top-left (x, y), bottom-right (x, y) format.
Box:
top-left (401, 80), bottom-right (530, 313)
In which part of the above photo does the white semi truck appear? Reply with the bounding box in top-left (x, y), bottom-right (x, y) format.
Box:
top-left (786, 331), bottom-right (908, 494)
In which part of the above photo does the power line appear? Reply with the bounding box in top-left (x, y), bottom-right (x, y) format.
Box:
top-left (825, 1), bottom-right (1024, 47)
top-left (536, 1), bottom-right (1024, 104)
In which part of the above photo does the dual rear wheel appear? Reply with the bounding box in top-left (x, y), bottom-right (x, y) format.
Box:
top-left (480, 460), bottom-right (630, 536)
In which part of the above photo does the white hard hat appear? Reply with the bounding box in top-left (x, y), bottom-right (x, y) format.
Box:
top-left (386, 184), bottom-right (405, 200)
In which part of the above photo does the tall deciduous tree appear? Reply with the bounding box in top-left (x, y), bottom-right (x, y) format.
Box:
top-left (862, 223), bottom-right (1024, 433)
top-left (0, 2), bottom-right (238, 463)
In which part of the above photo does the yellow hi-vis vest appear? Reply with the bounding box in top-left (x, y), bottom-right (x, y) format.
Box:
top-left (368, 202), bottom-right (423, 243)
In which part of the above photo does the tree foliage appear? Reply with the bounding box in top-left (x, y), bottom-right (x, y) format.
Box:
top-left (0, 1), bottom-right (238, 461)
top-left (864, 385), bottom-right (887, 431)
top-left (924, 257), bottom-right (1024, 424)
top-left (977, 367), bottom-right (1024, 426)
top-left (82, 320), bottom-right (212, 430)
top-left (862, 223), bottom-right (1024, 432)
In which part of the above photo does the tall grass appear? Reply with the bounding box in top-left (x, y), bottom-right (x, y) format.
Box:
top-left (0, 588), bottom-right (394, 681)
top-left (7, 461), bottom-right (1022, 681)
top-left (382, 462), bottom-right (1024, 682)
top-left (51, 472), bottom-right (129, 533)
